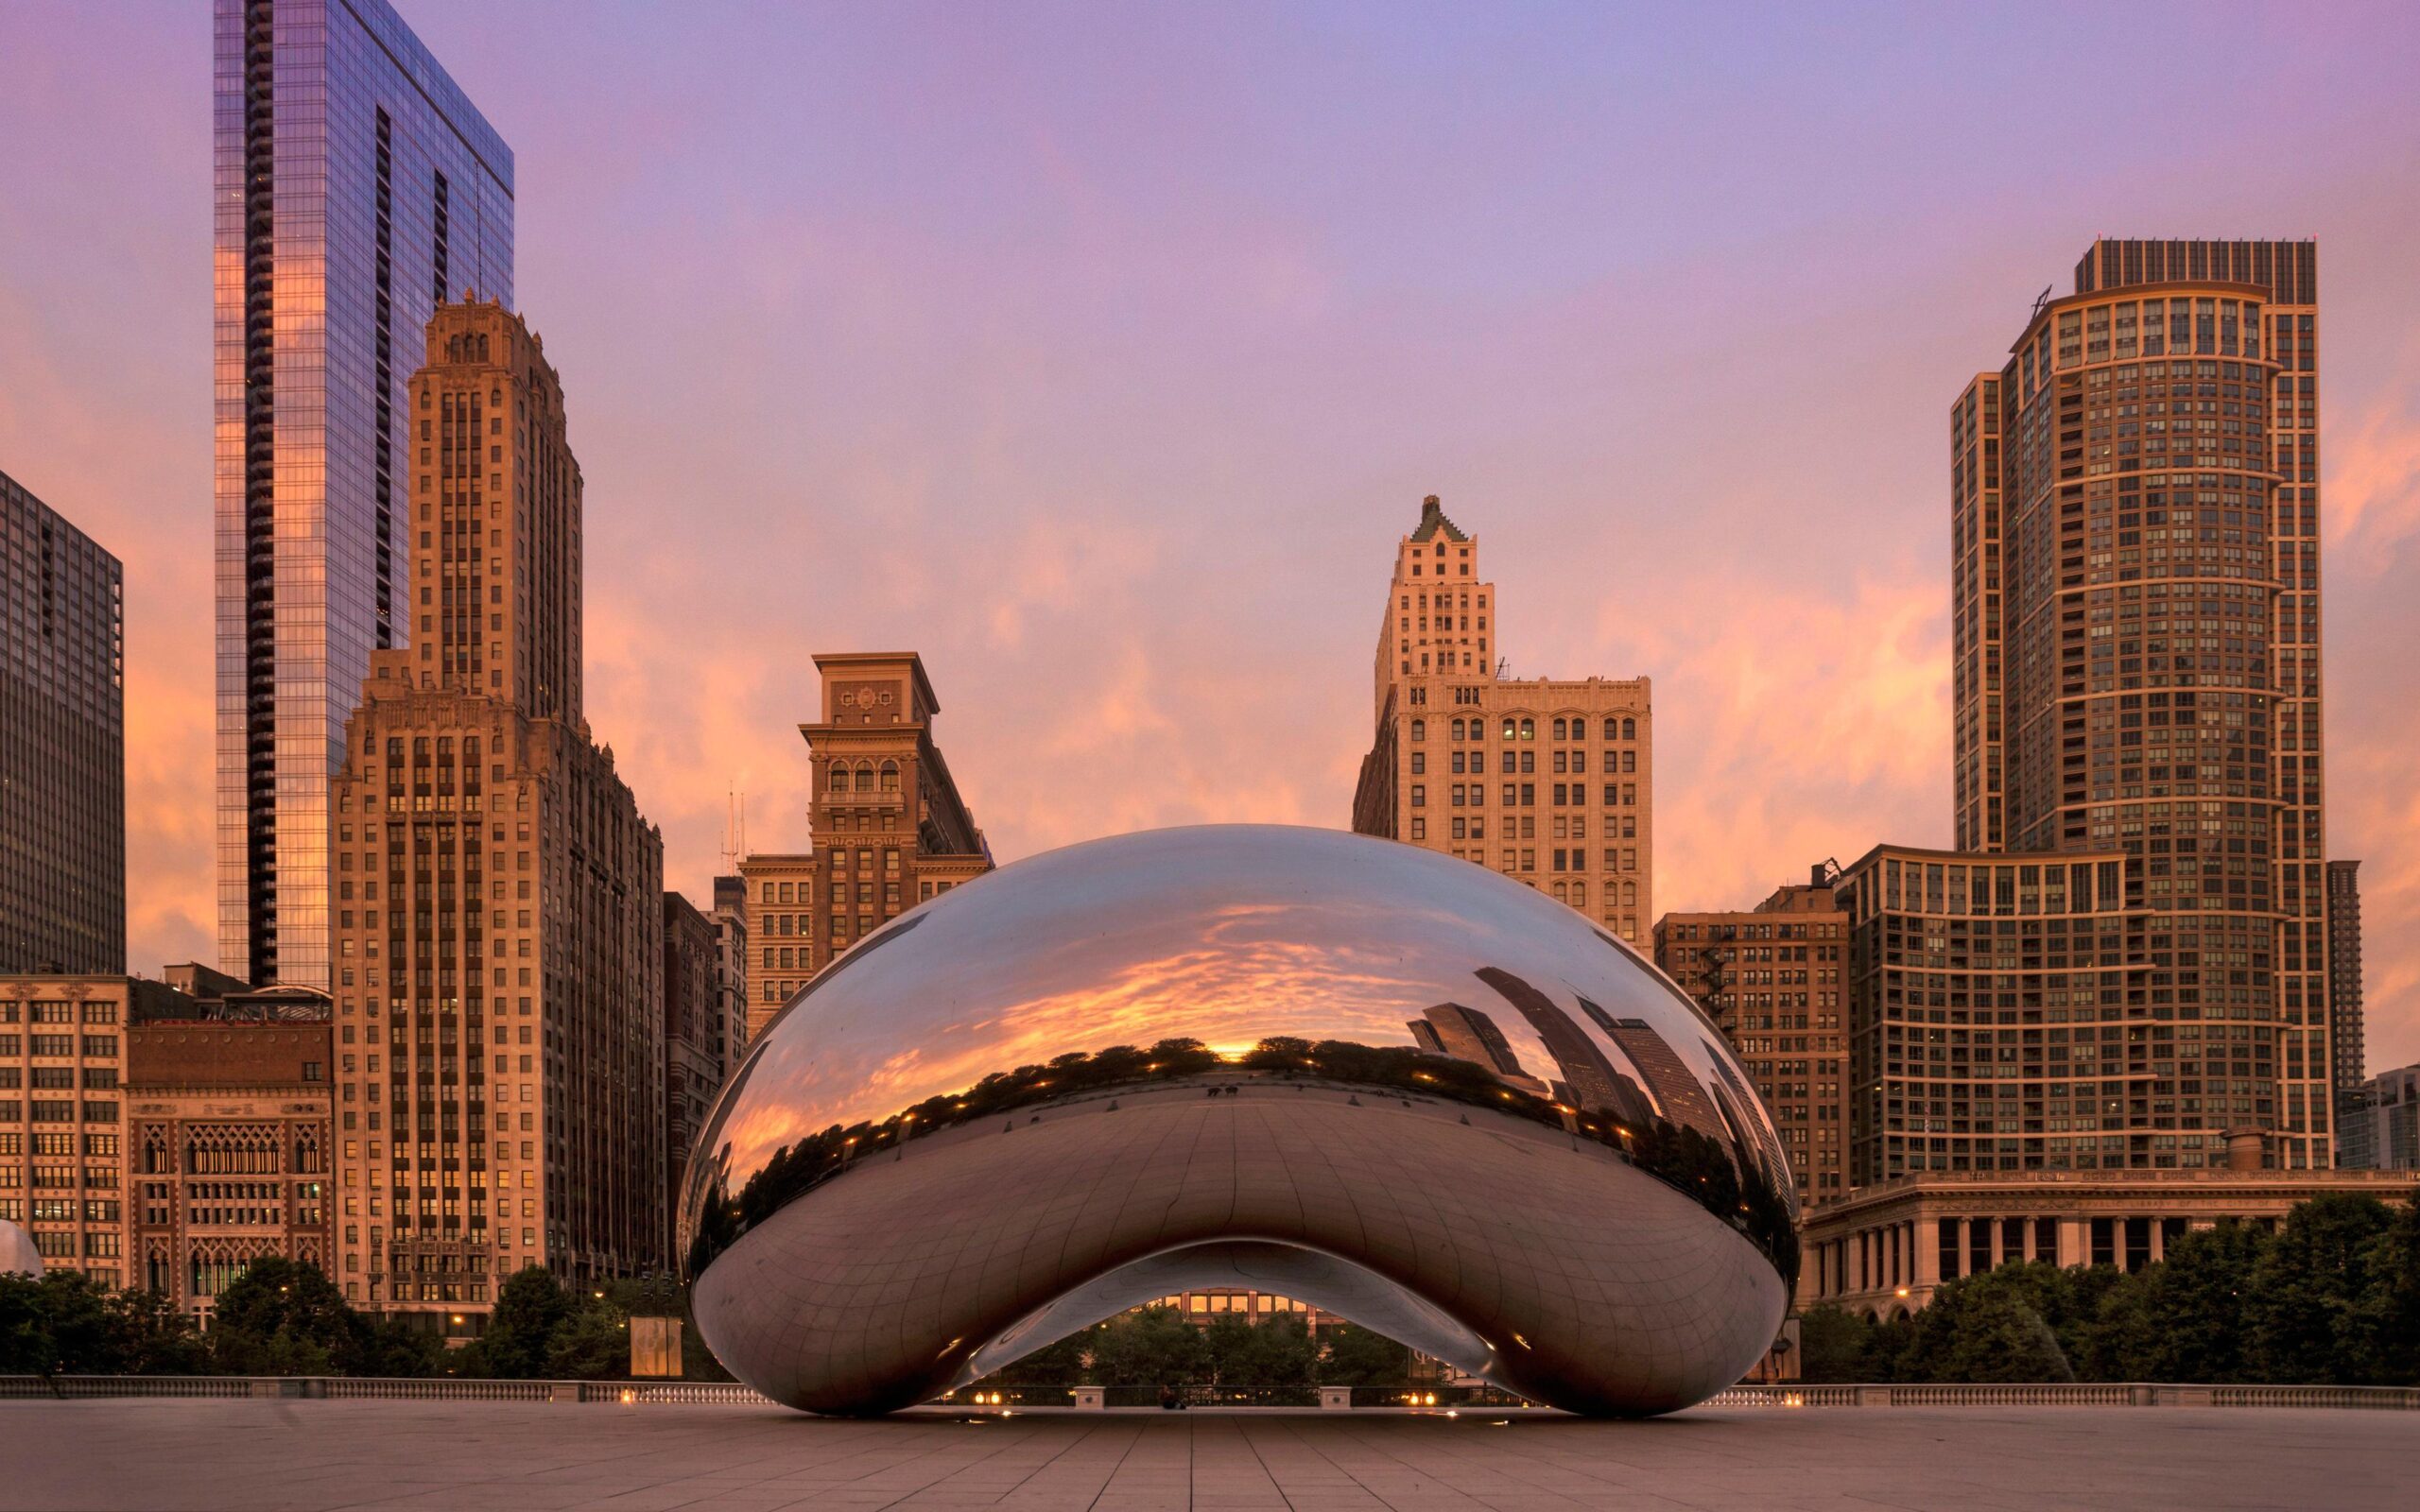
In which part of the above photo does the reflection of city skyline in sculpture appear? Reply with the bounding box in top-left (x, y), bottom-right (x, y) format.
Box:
top-left (685, 827), bottom-right (1792, 1418)
top-left (1406, 1003), bottom-right (1552, 1098)
top-left (1599, 1014), bottom-right (1730, 1148)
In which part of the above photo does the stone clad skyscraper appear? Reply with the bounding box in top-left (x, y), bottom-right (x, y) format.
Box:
top-left (215, 0), bottom-right (513, 988)
top-left (328, 301), bottom-right (662, 1332)
top-left (1352, 496), bottom-right (1652, 943)
top-left (1951, 239), bottom-right (2334, 1168)
top-left (0, 471), bottom-right (123, 973)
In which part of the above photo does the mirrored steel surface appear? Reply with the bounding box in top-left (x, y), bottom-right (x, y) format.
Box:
top-left (684, 825), bottom-right (1793, 1416)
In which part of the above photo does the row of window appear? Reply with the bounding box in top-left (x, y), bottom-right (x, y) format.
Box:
top-left (1410, 783), bottom-right (1642, 808)
top-left (1411, 748), bottom-right (1637, 775)
top-left (1410, 716), bottom-right (1639, 742)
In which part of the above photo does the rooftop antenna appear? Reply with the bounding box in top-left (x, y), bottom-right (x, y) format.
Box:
top-left (2030, 284), bottom-right (2054, 320)
top-left (721, 786), bottom-right (747, 871)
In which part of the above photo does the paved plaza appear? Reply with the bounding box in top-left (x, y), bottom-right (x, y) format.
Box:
top-left (0, 1400), bottom-right (2410, 1510)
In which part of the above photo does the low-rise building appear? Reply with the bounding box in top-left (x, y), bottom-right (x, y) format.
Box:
top-left (0, 973), bottom-right (155, 1285)
top-left (1800, 1165), bottom-right (2416, 1318)
top-left (2338, 1062), bottom-right (2419, 1172)
top-left (126, 994), bottom-right (334, 1321)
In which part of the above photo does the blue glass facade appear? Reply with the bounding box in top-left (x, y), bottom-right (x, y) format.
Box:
top-left (214, 0), bottom-right (511, 987)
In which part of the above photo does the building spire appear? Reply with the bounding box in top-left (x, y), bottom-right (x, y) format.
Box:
top-left (1410, 493), bottom-right (1466, 542)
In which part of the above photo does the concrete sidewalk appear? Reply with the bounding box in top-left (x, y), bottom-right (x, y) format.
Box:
top-left (0, 1398), bottom-right (2404, 1509)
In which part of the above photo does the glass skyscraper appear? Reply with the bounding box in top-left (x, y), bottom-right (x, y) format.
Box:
top-left (0, 469), bottom-right (124, 974)
top-left (214, 0), bottom-right (512, 987)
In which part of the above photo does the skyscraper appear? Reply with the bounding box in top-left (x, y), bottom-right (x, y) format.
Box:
top-left (1950, 240), bottom-right (2332, 1167)
top-left (329, 301), bottom-right (662, 1331)
top-left (0, 470), bottom-right (124, 974)
top-left (215, 0), bottom-right (513, 988)
top-left (1352, 496), bottom-right (1653, 942)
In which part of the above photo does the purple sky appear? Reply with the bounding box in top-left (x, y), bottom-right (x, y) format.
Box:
top-left (2, 1), bottom-right (2416, 1065)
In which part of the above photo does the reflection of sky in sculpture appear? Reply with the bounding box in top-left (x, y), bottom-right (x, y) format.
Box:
top-left (698, 825), bottom-right (1771, 1203)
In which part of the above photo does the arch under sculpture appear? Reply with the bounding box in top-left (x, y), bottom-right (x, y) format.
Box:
top-left (683, 825), bottom-right (1794, 1417)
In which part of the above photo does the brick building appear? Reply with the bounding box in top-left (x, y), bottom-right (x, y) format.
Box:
top-left (1653, 875), bottom-right (1850, 1207)
top-left (126, 999), bottom-right (335, 1321)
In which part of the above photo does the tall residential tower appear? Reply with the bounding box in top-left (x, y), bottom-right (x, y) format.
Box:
top-left (215, 0), bottom-right (513, 988)
top-left (1949, 240), bottom-right (2333, 1167)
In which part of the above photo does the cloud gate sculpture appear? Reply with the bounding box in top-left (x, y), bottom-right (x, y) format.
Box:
top-left (683, 826), bottom-right (1795, 1417)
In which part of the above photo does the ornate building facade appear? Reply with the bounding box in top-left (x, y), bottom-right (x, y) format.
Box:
top-left (126, 1006), bottom-right (334, 1321)
top-left (1351, 497), bottom-right (1652, 943)
top-left (328, 301), bottom-right (663, 1334)
top-left (738, 653), bottom-right (992, 1031)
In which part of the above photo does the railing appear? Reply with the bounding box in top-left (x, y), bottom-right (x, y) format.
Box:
top-left (1348, 1384), bottom-right (1536, 1409)
top-left (4, 1377), bottom-right (2417, 1411)
top-left (0, 1376), bottom-right (256, 1400)
top-left (1706, 1383), bottom-right (2420, 1410)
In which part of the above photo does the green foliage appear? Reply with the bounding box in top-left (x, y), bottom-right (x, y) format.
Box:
top-left (1796, 1305), bottom-right (1879, 1383)
top-left (1897, 1264), bottom-right (2083, 1383)
top-left (544, 1300), bottom-right (630, 1381)
top-left (2244, 1194), bottom-right (2394, 1384)
top-left (463, 1265), bottom-right (575, 1379)
top-left (2095, 1222), bottom-right (2264, 1383)
top-left (1206, 1311), bottom-right (1318, 1387)
top-left (986, 1330), bottom-right (1088, 1385)
top-left (1084, 1305), bottom-right (1209, 1386)
top-left (2347, 1193), bottom-right (2420, 1386)
top-left (1316, 1324), bottom-right (1411, 1386)
top-left (0, 1271), bottom-right (207, 1376)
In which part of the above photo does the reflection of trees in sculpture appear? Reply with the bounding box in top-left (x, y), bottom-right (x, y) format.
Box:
top-left (691, 1033), bottom-right (1799, 1285)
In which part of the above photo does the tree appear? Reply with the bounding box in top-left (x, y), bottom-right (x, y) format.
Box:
top-left (2098, 1223), bottom-right (2266, 1383)
top-left (2245, 1194), bottom-right (2393, 1383)
top-left (0, 1272), bottom-right (203, 1376)
top-left (1795, 1306), bottom-right (1876, 1383)
top-left (544, 1299), bottom-right (630, 1381)
top-left (471, 1266), bottom-right (574, 1379)
top-left (208, 1258), bottom-right (351, 1376)
top-left (987, 1330), bottom-right (1088, 1385)
top-left (1086, 1305), bottom-right (1207, 1386)
top-left (1317, 1324), bottom-right (1411, 1386)
top-left (0, 1274), bottom-right (58, 1376)
top-left (2350, 1194), bottom-right (2420, 1386)
top-left (1198, 1312), bottom-right (1317, 1388)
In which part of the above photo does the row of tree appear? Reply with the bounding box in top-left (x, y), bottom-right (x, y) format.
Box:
top-left (11, 1192), bottom-right (2413, 1387)
top-left (1801, 1193), bottom-right (2420, 1384)
top-left (988, 1307), bottom-right (1413, 1388)
top-left (0, 1261), bottom-right (725, 1382)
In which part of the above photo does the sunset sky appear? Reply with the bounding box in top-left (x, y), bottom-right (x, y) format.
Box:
top-left (1, 2), bottom-right (2414, 1065)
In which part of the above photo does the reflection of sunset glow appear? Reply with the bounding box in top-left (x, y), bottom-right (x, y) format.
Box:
top-left (700, 828), bottom-right (1783, 1206)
